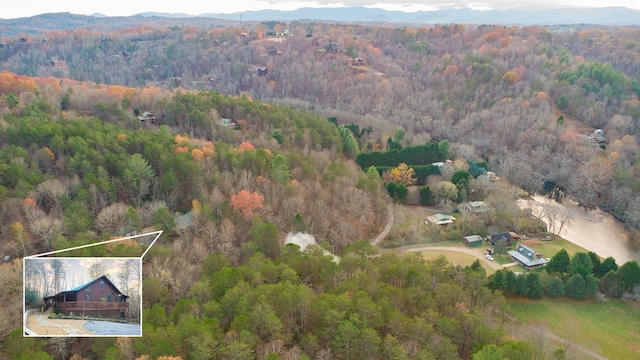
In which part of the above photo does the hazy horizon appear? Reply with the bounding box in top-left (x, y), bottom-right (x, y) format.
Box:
top-left (3, 0), bottom-right (640, 20)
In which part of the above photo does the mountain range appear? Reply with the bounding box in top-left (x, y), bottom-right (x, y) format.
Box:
top-left (196, 6), bottom-right (640, 25)
top-left (0, 6), bottom-right (639, 36)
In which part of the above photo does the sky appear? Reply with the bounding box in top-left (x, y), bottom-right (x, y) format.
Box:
top-left (26, 258), bottom-right (141, 296)
top-left (3, 0), bottom-right (640, 19)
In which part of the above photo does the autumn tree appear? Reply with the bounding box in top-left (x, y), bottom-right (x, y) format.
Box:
top-left (382, 163), bottom-right (416, 185)
top-left (230, 190), bottom-right (265, 219)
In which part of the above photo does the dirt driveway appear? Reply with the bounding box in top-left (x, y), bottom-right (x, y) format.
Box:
top-left (26, 312), bottom-right (94, 336)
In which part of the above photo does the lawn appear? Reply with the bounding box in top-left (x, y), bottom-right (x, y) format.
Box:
top-left (420, 250), bottom-right (495, 274)
top-left (519, 238), bottom-right (591, 258)
top-left (509, 298), bottom-right (640, 359)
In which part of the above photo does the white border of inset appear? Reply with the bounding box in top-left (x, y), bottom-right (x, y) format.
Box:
top-left (24, 230), bottom-right (163, 259)
top-left (23, 230), bottom-right (162, 337)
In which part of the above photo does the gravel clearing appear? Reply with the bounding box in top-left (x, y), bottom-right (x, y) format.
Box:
top-left (26, 313), bottom-right (94, 336)
top-left (83, 320), bottom-right (141, 336)
top-left (26, 312), bottom-right (141, 336)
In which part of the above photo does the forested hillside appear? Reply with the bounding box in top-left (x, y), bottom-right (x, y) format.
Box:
top-left (1, 16), bottom-right (640, 359)
top-left (0, 68), bottom-right (544, 359)
top-left (2, 21), bottom-right (640, 235)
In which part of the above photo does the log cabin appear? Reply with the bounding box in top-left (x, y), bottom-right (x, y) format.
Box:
top-left (43, 275), bottom-right (129, 319)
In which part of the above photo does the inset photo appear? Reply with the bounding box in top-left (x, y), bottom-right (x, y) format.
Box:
top-left (24, 258), bottom-right (142, 337)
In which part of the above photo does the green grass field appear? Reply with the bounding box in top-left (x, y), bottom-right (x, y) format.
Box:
top-left (420, 250), bottom-right (496, 274)
top-left (509, 298), bottom-right (640, 359)
top-left (520, 238), bottom-right (592, 258)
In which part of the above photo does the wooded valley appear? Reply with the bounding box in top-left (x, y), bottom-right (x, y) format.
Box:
top-left (0, 14), bottom-right (640, 360)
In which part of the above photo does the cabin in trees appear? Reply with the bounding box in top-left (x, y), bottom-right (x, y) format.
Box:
top-left (426, 213), bottom-right (456, 225)
top-left (257, 67), bottom-right (269, 76)
top-left (351, 57), bottom-right (365, 66)
top-left (462, 201), bottom-right (490, 214)
top-left (43, 275), bottom-right (129, 319)
top-left (583, 129), bottom-right (607, 146)
top-left (488, 232), bottom-right (520, 247)
top-left (137, 112), bottom-right (156, 123)
top-left (508, 244), bottom-right (549, 269)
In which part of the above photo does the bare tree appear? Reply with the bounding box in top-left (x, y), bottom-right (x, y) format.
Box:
top-left (51, 259), bottom-right (66, 295)
top-left (95, 202), bottom-right (129, 233)
top-left (88, 261), bottom-right (106, 279)
top-left (35, 178), bottom-right (69, 217)
top-left (30, 217), bottom-right (64, 250)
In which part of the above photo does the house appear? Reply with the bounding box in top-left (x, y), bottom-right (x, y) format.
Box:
top-left (426, 213), bottom-right (456, 225)
top-left (463, 201), bottom-right (489, 214)
top-left (508, 244), bottom-right (549, 269)
top-left (257, 67), bottom-right (269, 76)
top-left (488, 232), bottom-right (520, 247)
top-left (351, 57), bottom-right (365, 66)
top-left (43, 275), bottom-right (129, 319)
top-left (324, 43), bottom-right (340, 53)
top-left (137, 112), bottom-right (155, 123)
top-left (220, 118), bottom-right (237, 128)
top-left (462, 235), bottom-right (483, 247)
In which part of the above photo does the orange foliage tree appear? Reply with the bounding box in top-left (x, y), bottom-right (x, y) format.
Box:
top-left (238, 141), bottom-right (255, 152)
top-left (230, 190), bottom-right (265, 219)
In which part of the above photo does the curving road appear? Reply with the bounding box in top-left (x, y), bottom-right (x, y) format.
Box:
top-left (370, 205), bottom-right (393, 247)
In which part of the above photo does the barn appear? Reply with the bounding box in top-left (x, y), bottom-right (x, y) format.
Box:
top-left (462, 235), bottom-right (484, 247)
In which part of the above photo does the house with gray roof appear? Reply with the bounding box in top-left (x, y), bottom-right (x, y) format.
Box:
top-left (508, 244), bottom-right (549, 269)
top-left (426, 213), bottom-right (456, 225)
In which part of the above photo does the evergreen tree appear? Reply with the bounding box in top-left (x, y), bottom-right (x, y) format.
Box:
top-left (570, 252), bottom-right (593, 278)
top-left (599, 270), bottom-right (622, 297)
top-left (526, 273), bottom-right (544, 299)
top-left (270, 154), bottom-right (290, 184)
top-left (505, 270), bottom-right (517, 296)
top-left (585, 275), bottom-right (598, 299)
top-left (493, 239), bottom-right (508, 256)
top-left (487, 269), bottom-right (506, 291)
top-left (617, 260), bottom-right (640, 291)
top-left (565, 273), bottom-right (587, 300)
top-left (545, 277), bottom-right (565, 298)
top-left (419, 186), bottom-right (433, 206)
top-left (596, 257), bottom-right (618, 278)
top-left (546, 249), bottom-right (570, 275)
top-left (516, 275), bottom-right (529, 297)
top-left (587, 252), bottom-right (601, 275)
top-left (292, 212), bottom-right (307, 233)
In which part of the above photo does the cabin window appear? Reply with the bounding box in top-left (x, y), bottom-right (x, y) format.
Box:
top-left (108, 295), bottom-right (112, 302)
top-left (101, 296), bottom-right (106, 302)
top-left (100, 280), bottom-right (104, 289)
top-left (85, 293), bottom-right (91, 301)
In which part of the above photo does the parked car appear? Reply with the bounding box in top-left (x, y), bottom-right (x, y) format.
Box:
top-left (485, 254), bottom-right (494, 261)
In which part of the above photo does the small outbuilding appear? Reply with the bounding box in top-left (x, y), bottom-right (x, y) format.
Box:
top-left (462, 235), bottom-right (483, 247)
top-left (463, 201), bottom-right (489, 214)
top-left (488, 232), bottom-right (520, 247)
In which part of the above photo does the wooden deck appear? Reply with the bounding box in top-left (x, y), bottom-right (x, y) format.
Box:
top-left (57, 301), bottom-right (128, 318)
